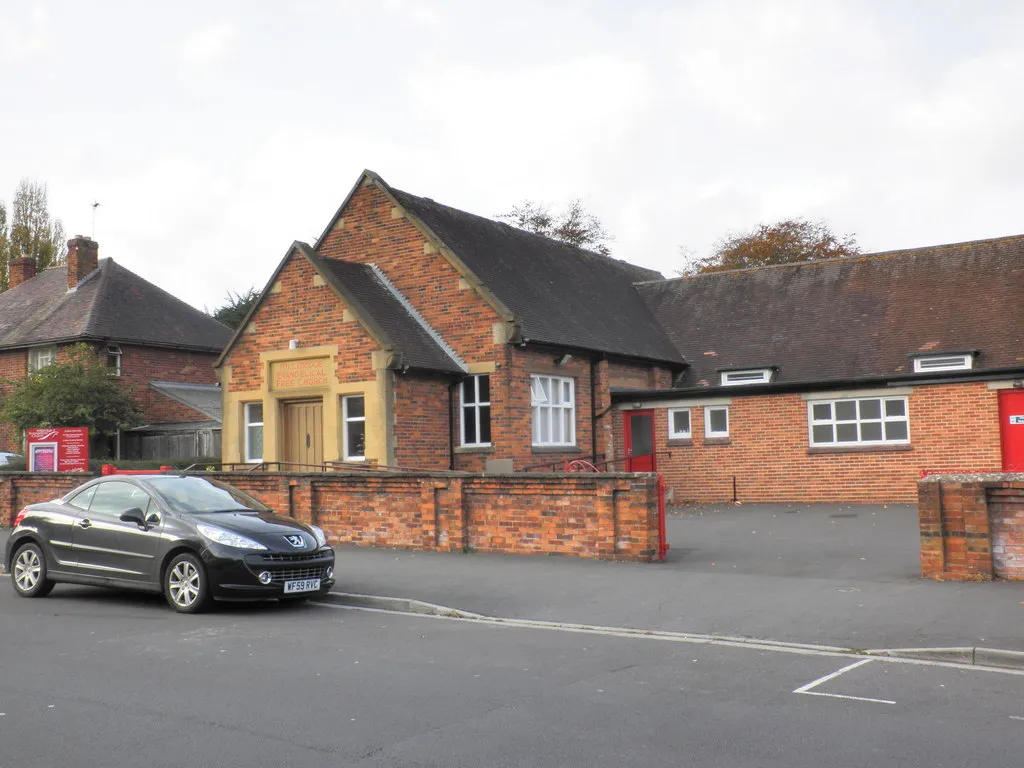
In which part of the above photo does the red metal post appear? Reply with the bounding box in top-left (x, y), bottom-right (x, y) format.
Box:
top-left (656, 473), bottom-right (669, 560)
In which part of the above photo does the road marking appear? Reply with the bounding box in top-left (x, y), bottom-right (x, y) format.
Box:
top-left (309, 601), bottom-right (1024, 677)
top-left (1011, 716), bottom-right (1024, 721)
top-left (793, 659), bottom-right (895, 704)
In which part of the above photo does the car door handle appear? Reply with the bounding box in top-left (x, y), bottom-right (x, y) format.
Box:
top-left (78, 518), bottom-right (92, 529)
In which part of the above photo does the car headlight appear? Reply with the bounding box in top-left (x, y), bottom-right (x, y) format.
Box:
top-left (196, 523), bottom-right (267, 550)
top-left (309, 525), bottom-right (328, 548)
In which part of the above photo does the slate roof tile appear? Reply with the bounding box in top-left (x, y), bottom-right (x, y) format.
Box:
top-left (637, 234), bottom-right (1024, 391)
top-left (383, 182), bottom-right (683, 364)
top-left (0, 260), bottom-right (232, 352)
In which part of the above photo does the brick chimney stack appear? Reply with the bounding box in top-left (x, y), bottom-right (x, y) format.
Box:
top-left (66, 236), bottom-right (99, 289)
top-left (8, 257), bottom-right (37, 289)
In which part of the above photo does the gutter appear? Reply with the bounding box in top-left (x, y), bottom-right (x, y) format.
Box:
top-left (612, 366), bottom-right (1024, 403)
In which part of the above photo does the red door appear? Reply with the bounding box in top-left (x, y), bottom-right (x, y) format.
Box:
top-left (999, 391), bottom-right (1024, 471)
top-left (624, 410), bottom-right (656, 472)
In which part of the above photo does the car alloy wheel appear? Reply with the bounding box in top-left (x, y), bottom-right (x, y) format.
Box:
top-left (164, 553), bottom-right (211, 614)
top-left (11, 542), bottom-right (54, 598)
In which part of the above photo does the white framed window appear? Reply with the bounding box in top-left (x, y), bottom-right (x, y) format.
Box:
top-left (244, 403), bottom-right (264, 463)
top-left (808, 396), bottom-right (910, 446)
top-left (107, 344), bottom-right (122, 376)
top-left (912, 354), bottom-right (973, 373)
top-left (342, 395), bottom-right (366, 461)
top-left (531, 374), bottom-right (575, 447)
top-left (704, 406), bottom-right (729, 438)
top-left (461, 375), bottom-right (491, 447)
top-left (28, 345), bottom-right (57, 373)
top-left (720, 369), bottom-right (772, 386)
top-left (668, 408), bottom-right (691, 439)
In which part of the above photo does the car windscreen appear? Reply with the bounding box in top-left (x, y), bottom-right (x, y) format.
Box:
top-left (146, 476), bottom-right (272, 514)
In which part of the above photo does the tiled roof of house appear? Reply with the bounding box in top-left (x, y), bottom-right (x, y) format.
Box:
top-left (380, 180), bottom-right (683, 364)
top-left (304, 246), bottom-right (466, 374)
top-left (636, 234), bottom-right (1024, 391)
top-left (0, 259), bottom-right (232, 352)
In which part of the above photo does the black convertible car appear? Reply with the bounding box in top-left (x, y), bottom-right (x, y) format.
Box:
top-left (4, 474), bottom-right (335, 613)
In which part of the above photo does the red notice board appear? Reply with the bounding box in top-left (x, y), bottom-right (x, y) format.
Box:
top-left (27, 427), bottom-right (90, 472)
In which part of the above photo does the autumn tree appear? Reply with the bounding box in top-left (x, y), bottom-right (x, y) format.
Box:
top-left (0, 179), bottom-right (67, 291)
top-left (682, 218), bottom-right (860, 275)
top-left (500, 199), bottom-right (614, 256)
top-left (210, 287), bottom-right (259, 329)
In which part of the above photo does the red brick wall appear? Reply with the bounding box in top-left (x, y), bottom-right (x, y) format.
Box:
top-left (224, 254), bottom-right (379, 391)
top-left (2, 474), bottom-right (97, 525)
top-left (622, 381), bottom-right (1002, 504)
top-left (318, 181), bottom-right (503, 365)
top-left (1, 470), bottom-right (662, 562)
top-left (394, 375), bottom-right (452, 470)
top-left (0, 349), bottom-right (27, 451)
top-left (918, 477), bottom-right (1024, 581)
top-left (117, 345), bottom-right (219, 424)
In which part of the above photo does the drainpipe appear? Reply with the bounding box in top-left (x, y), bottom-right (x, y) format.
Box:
top-left (448, 379), bottom-right (456, 470)
top-left (590, 357), bottom-right (598, 462)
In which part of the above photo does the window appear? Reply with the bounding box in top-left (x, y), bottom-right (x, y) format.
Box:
top-left (668, 408), bottom-right (691, 439)
top-left (107, 344), bottom-right (122, 376)
top-left (461, 375), bottom-right (491, 447)
top-left (28, 345), bottom-right (57, 373)
top-left (720, 369), bottom-right (772, 386)
top-left (531, 374), bottom-right (575, 447)
top-left (912, 354), bottom-right (972, 373)
top-left (88, 481), bottom-right (155, 516)
top-left (705, 406), bottom-right (729, 438)
top-left (808, 396), bottom-right (909, 446)
top-left (65, 485), bottom-right (98, 511)
top-left (244, 403), bottom-right (264, 463)
top-left (342, 395), bottom-right (366, 461)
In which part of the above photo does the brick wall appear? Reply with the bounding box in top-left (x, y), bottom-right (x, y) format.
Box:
top-left (918, 475), bottom-right (1024, 581)
top-left (622, 381), bottom-right (1002, 504)
top-left (118, 345), bottom-right (220, 424)
top-left (0, 349), bottom-right (27, 451)
top-left (225, 255), bottom-right (378, 392)
top-left (318, 181), bottom-right (503, 365)
top-left (394, 375), bottom-right (452, 470)
top-left (1, 470), bottom-right (662, 562)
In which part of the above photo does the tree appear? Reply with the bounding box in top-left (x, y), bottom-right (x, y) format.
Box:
top-left (500, 199), bottom-right (614, 256)
top-left (682, 218), bottom-right (860, 275)
top-left (0, 179), bottom-right (67, 292)
top-left (0, 344), bottom-right (141, 442)
top-left (210, 287), bottom-right (259, 329)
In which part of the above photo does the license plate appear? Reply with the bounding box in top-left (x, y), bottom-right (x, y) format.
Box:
top-left (283, 578), bottom-right (320, 594)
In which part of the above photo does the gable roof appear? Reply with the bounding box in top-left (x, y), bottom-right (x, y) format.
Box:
top-left (315, 171), bottom-right (684, 365)
top-left (0, 259), bottom-right (231, 352)
top-left (217, 242), bottom-right (465, 374)
top-left (150, 381), bottom-right (223, 422)
top-left (303, 246), bottom-right (465, 374)
top-left (636, 234), bottom-right (1024, 392)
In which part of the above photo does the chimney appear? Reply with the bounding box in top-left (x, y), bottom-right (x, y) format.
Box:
top-left (67, 236), bottom-right (99, 289)
top-left (8, 257), bottom-right (37, 289)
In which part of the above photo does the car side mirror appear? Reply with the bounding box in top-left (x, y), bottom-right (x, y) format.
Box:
top-left (120, 508), bottom-right (148, 528)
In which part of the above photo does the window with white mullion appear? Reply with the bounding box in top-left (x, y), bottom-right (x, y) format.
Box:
top-left (809, 396), bottom-right (909, 446)
top-left (530, 374), bottom-right (575, 447)
top-left (460, 375), bottom-right (491, 447)
top-left (342, 395), bottom-right (366, 461)
top-left (244, 403), bottom-right (264, 463)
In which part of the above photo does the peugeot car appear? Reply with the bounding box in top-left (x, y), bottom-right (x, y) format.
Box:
top-left (4, 474), bottom-right (335, 613)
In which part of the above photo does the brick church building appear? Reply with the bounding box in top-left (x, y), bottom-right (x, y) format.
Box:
top-left (218, 170), bottom-right (1024, 503)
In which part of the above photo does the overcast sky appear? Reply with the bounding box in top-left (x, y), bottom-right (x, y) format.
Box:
top-left (2, 0), bottom-right (1022, 313)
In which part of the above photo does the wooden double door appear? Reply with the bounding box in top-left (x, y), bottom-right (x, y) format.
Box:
top-left (282, 399), bottom-right (324, 469)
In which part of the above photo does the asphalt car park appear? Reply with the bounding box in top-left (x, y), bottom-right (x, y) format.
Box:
top-left (1, 585), bottom-right (1022, 768)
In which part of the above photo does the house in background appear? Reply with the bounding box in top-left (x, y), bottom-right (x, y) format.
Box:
top-left (622, 236), bottom-right (1024, 503)
top-left (217, 169), bottom-right (1024, 504)
top-left (0, 236), bottom-right (232, 458)
top-left (217, 170), bottom-right (683, 472)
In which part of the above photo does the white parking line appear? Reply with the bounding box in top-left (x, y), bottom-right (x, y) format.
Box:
top-left (793, 658), bottom-right (895, 705)
top-left (1011, 716), bottom-right (1024, 721)
top-left (310, 600), bottom-right (1024, 678)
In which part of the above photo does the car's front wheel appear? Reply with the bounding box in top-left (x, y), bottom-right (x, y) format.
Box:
top-left (164, 553), bottom-right (211, 614)
top-left (11, 542), bottom-right (55, 598)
